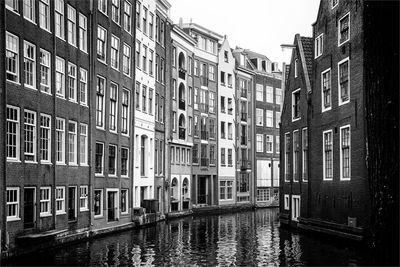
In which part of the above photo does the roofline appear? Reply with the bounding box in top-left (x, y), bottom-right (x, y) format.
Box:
top-left (296, 34), bottom-right (312, 94)
top-left (172, 25), bottom-right (197, 46)
top-left (180, 22), bottom-right (223, 41)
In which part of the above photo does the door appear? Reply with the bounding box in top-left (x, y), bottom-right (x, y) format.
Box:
top-left (108, 191), bottom-right (117, 222)
top-left (24, 188), bottom-right (35, 229)
top-left (198, 177), bottom-right (207, 204)
top-left (68, 187), bottom-right (76, 221)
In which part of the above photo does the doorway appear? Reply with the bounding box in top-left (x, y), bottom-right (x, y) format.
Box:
top-left (68, 187), bottom-right (77, 221)
top-left (24, 188), bottom-right (36, 229)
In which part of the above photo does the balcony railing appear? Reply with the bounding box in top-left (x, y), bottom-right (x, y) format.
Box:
top-left (201, 158), bottom-right (209, 167)
top-left (179, 127), bottom-right (186, 140)
top-left (241, 112), bottom-right (247, 122)
top-left (201, 76), bottom-right (208, 86)
top-left (179, 99), bottom-right (186, 110)
top-left (241, 136), bottom-right (247, 145)
top-left (178, 67), bottom-right (186, 80)
top-left (201, 130), bottom-right (209, 140)
top-left (200, 103), bottom-right (209, 113)
top-left (241, 89), bottom-right (247, 98)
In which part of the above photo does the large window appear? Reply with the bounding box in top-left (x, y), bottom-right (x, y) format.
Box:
top-left (56, 187), bottom-right (65, 214)
top-left (338, 12), bottom-right (350, 46)
top-left (322, 68), bottom-right (331, 111)
top-left (220, 181), bottom-right (233, 200)
top-left (122, 89), bottom-right (130, 135)
top-left (142, 45), bottom-right (147, 72)
top-left (109, 145), bottom-right (117, 176)
top-left (56, 118), bottom-right (65, 163)
top-left (323, 130), bottom-right (333, 180)
top-left (79, 13), bottom-right (88, 52)
top-left (124, 1), bottom-right (132, 33)
top-left (96, 76), bottom-right (106, 128)
top-left (109, 82), bottom-right (118, 132)
top-left (6, 188), bottom-right (20, 221)
top-left (79, 123), bottom-right (88, 165)
top-left (302, 128), bottom-right (308, 182)
top-left (23, 0), bottom-right (35, 22)
top-left (79, 68), bottom-right (88, 106)
top-left (140, 136), bottom-right (147, 177)
top-left (149, 50), bottom-right (154, 76)
top-left (149, 13), bottom-right (154, 39)
top-left (135, 41), bottom-right (140, 68)
top-left (228, 149), bottom-right (233, 166)
top-left (67, 5), bottom-right (76, 46)
top-left (293, 130), bottom-right (299, 182)
top-left (266, 135), bottom-right (273, 153)
top-left (292, 195), bottom-right (300, 221)
top-left (68, 121), bottom-right (77, 164)
top-left (39, 49), bottom-right (51, 94)
top-left (266, 86), bottom-right (273, 103)
top-left (68, 62), bottom-right (77, 102)
top-left (266, 110), bottom-right (273, 127)
top-left (55, 0), bottom-right (65, 39)
top-left (315, 33), bottom-right (323, 58)
top-left (6, 105), bottom-right (20, 161)
top-left (276, 112), bottom-right (281, 128)
top-left (55, 57), bottom-right (65, 97)
top-left (142, 7), bottom-right (148, 34)
top-left (340, 125), bottom-right (351, 180)
top-left (97, 26), bottom-right (107, 62)
top-left (6, 32), bottom-right (19, 82)
top-left (292, 89), bottom-right (301, 121)
top-left (338, 58), bottom-right (350, 105)
top-left (24, 41), bottom-right (36, 88)
top-left (256, 84), bottom-right (263, 101)
top-left (142, 85), bottom-right (147, 112)
top-left (121, 189), bottom-right (128, 213)
top-left (121, 147), bottom-right (129, 177)
top-left (24, 110), bottom-right (36, 162)
top-left (40, 187), bottom-right (51, 216)
top-left (39, 0), bottom-right (50, 31)
top-left (276, 88), bottom-right (282, 106)
top-left (94, 189), bottom-right (103, 217)
top-left (221, 148), bottom-right (226, 165)
top-left (256, 109), bottom-right (263, 126)
top-left (284, 133), bottom-right (290, 182)
top-left (256, 134), bottom-right (263, 152)
top-left (40, 114), bottom-right (51, 163)
top-left (95, 143), bottom-right (104, 175)
top-left (98, 0), bottom-right (107, 14)
top-left (136, 1), bottom-right (141, 29)
top-left (111, 0), bottom-right (120, 24)
top-left (79, 186), bottom-right (88, 211)
top-left (5, 0), bottom-right (19, 12)
top-left (111, 35), bottom-right (120, 70)
top-left (123, 43), bottom-right (131, 76)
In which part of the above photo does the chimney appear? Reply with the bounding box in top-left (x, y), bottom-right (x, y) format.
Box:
top-left (179, 17), bottom-right (183, 28)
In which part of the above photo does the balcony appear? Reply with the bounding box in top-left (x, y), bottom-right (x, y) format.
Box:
top-left (201, 158), bottom-right (209, 167)
top-left (179, 99), bottom-right (186, 110)
top-left (201, 130), bottom-right (209, 140)
top-left (201, 76), bottom-right (208, 87)
top-left (241, 113), bottom-right (247, 122)
top-left (241, 136), bottom-right (247, 145)
top-left (241, 160), bottom-right (248, 170)
top-left (200, 103), bottom-right (209, 113)
top-left (241, 89), bottom-right (247, 98)
top-left (179, 127), bottom-right (186, 140)
top-left (178, 67), bottom-right (186, 80)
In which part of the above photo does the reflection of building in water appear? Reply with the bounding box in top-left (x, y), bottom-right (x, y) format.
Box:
top-left (216, 215), bottom-right (237, 265)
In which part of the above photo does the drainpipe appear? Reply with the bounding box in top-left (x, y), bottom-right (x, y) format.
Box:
top-left (88, 0), bottom-right (94, 231)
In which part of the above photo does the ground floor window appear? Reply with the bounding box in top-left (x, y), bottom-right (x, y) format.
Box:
top-left (94, 189), bottom-right (103, 217)
top-left (40, 187), bottom-right (51, 216)
top-left (121, 189), bottom-right (128, 214)
top-left (219, 180), bottom-right (233, 200)
top-left (292, 195), bottom-right (300, 221)
top-left (7, 187), bottom-right (20, 221)
top-left (257, 188), bottom-right (270, 202)
top-left (284, 194), bottom-right (289, 210)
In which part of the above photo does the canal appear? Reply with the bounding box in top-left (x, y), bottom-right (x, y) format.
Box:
top-left (4, 208), bottom-right (372, 266)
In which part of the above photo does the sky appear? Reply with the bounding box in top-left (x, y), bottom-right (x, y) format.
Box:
top-left (169, 0), bottom-right (320, 67)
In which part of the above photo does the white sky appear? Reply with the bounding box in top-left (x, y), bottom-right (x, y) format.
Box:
top-left (169, 0), bottom-right (320, 67)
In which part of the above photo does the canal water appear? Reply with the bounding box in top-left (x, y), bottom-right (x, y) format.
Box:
top-left (5, 208), bottom-right (372, 266)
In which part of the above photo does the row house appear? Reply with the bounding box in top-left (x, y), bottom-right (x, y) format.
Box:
top-left (280, 0), bottom-right (398, 253)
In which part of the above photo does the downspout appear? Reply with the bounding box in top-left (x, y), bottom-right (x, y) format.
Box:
top-left (88, 0), bottom-right (94, 231)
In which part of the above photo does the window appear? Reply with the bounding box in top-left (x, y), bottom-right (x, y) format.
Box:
top-left (332, 0), bottom-right (338, 8)
top-left (256, 134), bottom-right (263, 152)
top-left (276, 136), bottom-right (280, 153)
top-left (109, 145), bottom-right (117, 176)
top-left (94, 189), bottom-right (103, 216)
top-left (149, 13), bottom-right (154, 39)
top-left (111, 35), bottom-right (120, 70)
top-left (315, 33), bottom-right (323, 58)
top-left (54, 57), bottom-right (65, 98)
top-left (228, 74), bottom-right (233, 87)
top-left (194, 60), bottom-right (199, 76)
top-left (227, 149), bottom-right (233, 166)
top-left (220, 71), bottom-right (225, 85)
top-left (68, 121), bottom-right (77, 164)
top-left (39, 49), bottom-right (51, 94)
top-left (266, 135), bottom-right (273, 153)
top-left (6, 0), bottom-right (18, 13)
top-left (96, 76), bottom-right (106, 128)
top-left (140, 136), bottom-right (147, 176)
top-left (192, 144), bottom-right (198, 164)
top-left (276, 88), bottom-right (282, 106)
top-left (302, 128), bottom-right (308, 182)
top-left (209, 65), bottom-right (215, 81)
top-left (221, 121), bottom-right (225, 139)
top-left (135, 41), bottom-right (140, 68)
top-left (79, 13), bottom-right (88, 52)
top-left (121, 147), bottom-right (129, 176)
top-left (292, 195), bottom-right (300, 221)
top-left (266, 110), bottom-right (273, 127)
top-left (176, 147), bottom-right (180, 163)
top-left (256, 84), bottom-right (263, 101)
top-left (56, 187), bottom-right (65, 214)
top-left (68, 62), bottom-right (77, 102)
top-left (322, 68), bottom-right (331, 111)
top-left (340, 125), bottom-right (351, 180)
top-left (79, 186), bottom-right (88, 211)
top-left (97, 26), bottom-right (107, 62)
top-left (124, 1), bottom-right (132, 33)
top-left (24, 110), bottom-right (36, 162)
top-left (98, 0), bottom-right (107, 14)
top-left (210, 145), bottom-right (216, 165)
top-left (228, 123), bottom-right (233, 139)
top-left (80, 124), bottom-right (88, 165)
top-left (160, 58), bottom-right (165, 83)
top-left (256, 109), bottom-right (263, 126)
top-left (172, 111), bottom-right (176, 132)
top-left (142, 85), bottom-right (147, 112)
top-left (40, 114), bottom-right (51, 163)
top-left (292, 89), bottom-right (301, 120)
top-left (136, 1), bottom-right (141, 29)
top-left (293, 130), bottom-right (299, 182)
top-left (40, 187), bottom-right (51, 216)
top-left (111, 0), bottom-right (120, 24)
top-left (338, 58), bottom-right (350, 105)
top-left (109, 82), bottom-right (118, 132)
top-left (122, 89), bottom-right (130, 135)
top-left (79, 68), bottom-right (88, 106)
top-left (55, 0), bottom-right (65, 39)
top-left (284, 133), bottom-right (290, 182)
top-left (142, 45), bottom-right (147, 72)
top-left (220, 96), bottom-right (225, 113)
top-left (266, 86), bottom-right (273, 103)
top-left (323, 130), bottom-right (333, 180)
top-left (56, 118), bottom-right (65, 163)
top-left (39, 0), bottom-right (50, 31)
top-left (6, 32), bottom-right (19, 82)
top-left (95, 143), bottom-right (104, 175)
top-left (135, 82), bottom-right (140, 109)
top-left (276, 112), bottom-right (281, 128)
top-left (338, 13), bottom-right (350, 46)
top-left (67, 5), bottom-right (76, 46)
top-left (6, 188), bottom-right (20, 221)
top-left (149, 88), bottom-right (153, 115)
top-left (149, 50), bottom-right (154, 76)
top-left (171, 47), bottom-right (176, 67)
top-left (6, 106), bottom-right (20, 161)
top-left (227, 98), bottom-right (233, 115)
top-left (284, 194), bottom-right (289, 210)
top-left (142, 7), bottom-right (147, 34)
top-left (160, 20), bottom-right (165, 46)
top-left (24, 41), bottom-right (36, 88)
top-left (220, 181), bottom-right (233, 200)
top-left (121, 189), bottom-right (128, 213)
top-left (188, 116), bottom-right (192, 135)
top-left (123, 43), bottom-right (131, 76)
top-left (221, 148), bottom-right (226, 165)
top-left (23, 0), bottom-right (35, 22)
top-left (159, 97), bottom-right (164, 123)
top-left (294, 58), bottom-right (298, 78)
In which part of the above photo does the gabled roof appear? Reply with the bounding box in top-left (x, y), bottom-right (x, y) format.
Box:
top-left (300, 37), bottom-right (313, 80)
top-left (245, 50), bottom-right (271, 62)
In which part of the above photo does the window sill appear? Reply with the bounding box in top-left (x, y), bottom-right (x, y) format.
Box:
top-left (40, 161), bottom-right (52, 165)
top-left (94, 215), bottom-right (104, 219)
top-left (69, 163), bottom-right (79, 167)
top-left (6, 80), bottom-right (21, 86)
top-left (40, 213), bottom-right (52, 218)
top-left (56, 212), bottom-right (66, 215)
top-left (24, 85), bottom-right (38, 91)
top-left (25, 161), bottom-right (38, 164)
top-left (80, 208), bottom-right (89, 212)
top-left (7, 217), bottom-right (21, 222)
top-left (7, 159), bottom-right (21, 163)
top-left (56, 162), bottom-right (66, 166)
top-left (95, 174), bottom-right (104, 177)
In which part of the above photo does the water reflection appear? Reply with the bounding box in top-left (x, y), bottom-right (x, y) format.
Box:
top-left (6, 208), bottom-right (371, 266)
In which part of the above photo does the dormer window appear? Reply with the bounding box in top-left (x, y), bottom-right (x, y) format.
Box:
top-left (224, 51), bottom-right (228, 62)
top-left (262, 60), bottom-right (266, 72)
top-left (315, 34), bottom-right (324, 58)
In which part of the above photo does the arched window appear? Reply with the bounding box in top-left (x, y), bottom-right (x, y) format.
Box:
top-left (182, 178), bottom-right (189, 199)
top-left (179, 114), bottom-right (186, 140)
top-left (178, 52), bottom-right (185, 70)
top-left (178, 83), bottom-right (185, 110)
top-left (171, 178), bottom-right (178, 199)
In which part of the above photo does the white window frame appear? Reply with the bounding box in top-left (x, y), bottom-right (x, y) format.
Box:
top-left (120, 189), bottom-right (129, 214)
top-left (266, 86), bottom-right (273, 103)
top-left (23, 0), bottom-right (35, 23)
top-left (94, 189), bottom-right (103, 218)
top-left (284, 132), bottom-right (290, 182)
top-left (266, 135), bottom-right (273, 153)
top-left (79, 123), bottom-right (88, 165)
top-left (6, 32), bottom-right (19, 83)
top-left (6, 105), bottom-right (20, 161)
top-left (39, 48), bottom-right (51, 94)
top-left (302, 128), bottom-right (308, 182)
top-left (111, 0), bottom-right (120, 25)
top-left (294, 58), bottom-right (298, 78)
top-left (256, 84), bottom-right (263, 101)
top-left (5, 0), bottom-right (19, 13)
top-left (256, 108), bottom-right (263, 126)
top-left (40, 187), bottom-right (52, 217)
top-left (123, 43), bottom-right (131, 77)
top-left (55, 186), bottom-right (66, 214)
top-left (23, 40), bottom-right (36, 89)
top-left (123, 1), bottom-right (132, 34)
top-left (332, 0), bottom-right (338, 9)
top-left (121, 88), bottom-right (130, 136)
top-left (67, 5), bottom-right (77, 46)
top-left (68, 62), bottom-right (77, 102)
top-left (78, 13), bottom-right (88, 53)
top-left (79, 186), bottom-right (89, 211)
top-left (276, 111), bottom-right (281, 128)
top-left (338, 12), bottom-right (350, 46)
top-left (276, 88), bottom-right (282, 106)
top-left (284, 194), bottom-right (289, 210)
top-left (55, 56), bottom-right (65, 98)
top-left (55, 0), bottom-right (65, 40)
top-left (68, 120), bottom-right (78, 165)
top-left (323, 129), bottom-right (333, 181)
top-left (40, 113), bottom-right (51, 163)
top-left (292, 88), bottom-right (301, 122)
top-left (109, 82), bottom-right (118, 133)
top-left (39, 0), bottom-right (51, 32)
top-left (340, 125), bottom-right (351, 181)
top-left (24, 109), bottom-right (37, 162)
top-left (98, 0), bottom-right (107, 15)
top-left (96, 75), bottom-right (106, 129)
top-left (97, 26), bottom-right (107, 63)
top-left (291, 195), bottom-right (300, 221)
top-left (108, 144), bottom-right (117, 177)
top-left (293, 130), bottom-right (300, 182)
top-left (56, 117), bottom-right (65, 164)
top-left (95, 142), bottom-right (104, 176)
top-left (321, 68), bottom-right (332, 112)
top-left (338, 57), bottom-right (350, 106)
top-left (266, 110), bottom-right (273, 127)
top-left (315, 33), bottom-right (324, 58)
top-left (6, 187), bottom-right (20, 221)
top-left (121, 147), bottom-right (129, 177)
top-left (79, 67), bottom-right (88, 106)
top-left (111, 35), bottom-right (120, 70)
top-left (256, 134), bottom-right (263, 153)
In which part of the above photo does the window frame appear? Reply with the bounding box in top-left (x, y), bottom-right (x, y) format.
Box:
top-left (68, 120), bottom-right (78, 165)
top-left (78, 13), bottom-right (88, 53)
top-left (6, 32), bottom-right (19, 83)
top-left (110, 35), bottom-right (120, 70)
top-left (79, 186), bottom-right (89, 211)
top-left (39, 0), bottom-right (51, 32)
top-left (291, 88), bottom-right (301, 122)
top-left (56, 117), bottom-right (65, 164)
top-left (315, 33), bottom-right (324, 58)
top-left (256, 134), bottom-right (263, 153)
top-left (284, 194), bottom-right (289, 210)
top-left (340, 125), bottom-right (351, 181)
top-left (97, 25), bottom-right (107, 63)
top-left (67, 5), bottom-right (77, 47)
top-left (95, 142), bottom-right (104, 176)
top-left (39, 187), bottom-right (52, 217)
top-left (67, 62), bottom-right (77, 102)
top-left (108, 144), bottom-right (117, 177)
top-left (338, 57), bottom-right (350, 106)
top-left (23, 40), bottom-right (36, 89)
top-left (55, 0), bottom-right (65, 40)
top-left (323, 129), bottom-right (333, 181)
top-left (40, 113), bottom-right (52, 163)
top-left (121, 147), bottom-right (129, 177)
top-left (6, 105), bottom-right (20, 161)
top-left (39, 48), bottom-right (51, 94)
top-left (55, 186), bottom-right (66, 214)
top-left (6, 187), bottom-right (20, 221)
top-left (338, 12), bottom-right (350, 46)
top-left (24, 109), bottom-right (37, 162)
top-left (321, 68), bottom-right (332, 112)
top-left (94, 189), bottom-right (103, 217)
top-left (79, 123), bottom-right (88, 165)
